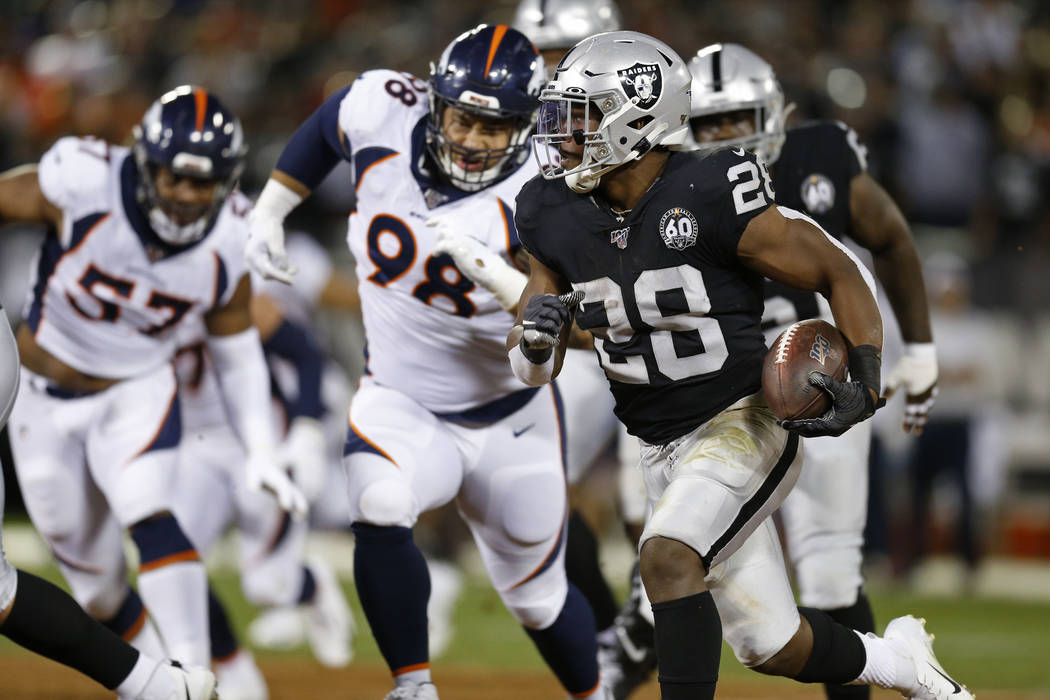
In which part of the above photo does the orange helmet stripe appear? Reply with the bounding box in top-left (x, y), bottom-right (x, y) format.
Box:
top-left (484, 24), bottom-right (509, 77)
top-left (194, 87), bottom-right (207, 132)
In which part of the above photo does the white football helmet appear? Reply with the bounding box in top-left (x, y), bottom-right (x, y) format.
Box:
top-left (688, 43), bottom-right (788, 164)
top-left (512, 0), bottom-right (624, 51)
top-left (534, 31), bottom-right (692, 193)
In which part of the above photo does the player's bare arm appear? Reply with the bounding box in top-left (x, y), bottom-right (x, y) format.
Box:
top-left (0, 166), bottom-right (62, 229)
top-left (204, 273), bottom-right (254, 336)
top-left (737, 205), bottom-right (882, 357)
top-left (848, 172), bottom-right (932, 345)
top-left (849, 171), bottom-right (938, 431)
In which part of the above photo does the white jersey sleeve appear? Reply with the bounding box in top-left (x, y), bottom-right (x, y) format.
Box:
top-left (38, 137), bottom-right (114, 247)
top-left (210, 190), bottom-right (253, 309)
top-left (341, 69), bottom-right (429, 173)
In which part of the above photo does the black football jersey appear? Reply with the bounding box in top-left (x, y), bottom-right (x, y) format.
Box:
top-left (517, 148), bottom-right (774, 444)
top-left (762, 121), bottom-right (868, 335)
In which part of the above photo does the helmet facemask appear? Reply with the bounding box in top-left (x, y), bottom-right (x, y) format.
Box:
top-left (426, 91), bottom-right (536, 192)
top-left (133, 139), bottom-right (243, 246)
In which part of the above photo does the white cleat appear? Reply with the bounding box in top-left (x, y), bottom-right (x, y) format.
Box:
top-left (426, 559), bottom-right (463, 659)
top-left (304, 556), bottom-right (354, 667)
top-left (884, 615), bottom-right (973, 700)
top-left (383, 682), bottom-right (440, 699)
top-left (247, 606), bottom-right (306, 651)
top-left (214, 650), bottom-right (269, 700)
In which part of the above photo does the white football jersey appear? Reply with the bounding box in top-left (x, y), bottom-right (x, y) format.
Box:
top-left (339, 70), bottom-right (538, 413)
top-left (25, 136), bottom-right (251, 379)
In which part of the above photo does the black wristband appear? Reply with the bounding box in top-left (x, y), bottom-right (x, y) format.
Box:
top-left (847, 344), bottom-right (882, 398)
top-left (519, 336), bottom-right (553, 364)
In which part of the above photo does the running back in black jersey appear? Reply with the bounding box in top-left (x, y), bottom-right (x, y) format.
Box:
top-left (762, 121), bottom-right (869, 336)
top-left (517, 148), bottom-right (774, 444)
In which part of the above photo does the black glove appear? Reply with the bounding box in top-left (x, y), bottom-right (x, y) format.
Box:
top-left (779, 372), bottom-right (884, 438)
top-left (519, 291), bottom-right (584, 363)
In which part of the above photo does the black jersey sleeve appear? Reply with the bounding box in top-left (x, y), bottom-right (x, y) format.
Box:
top-left (690, 147), bottom-right (775, 266)
top-left (514, 174), bottom-right (562, 274)
top-left (833, 121), bottom-right (869, 178)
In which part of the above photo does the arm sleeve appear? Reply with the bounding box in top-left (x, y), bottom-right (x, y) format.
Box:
top-left (207, 327), bottom-right (276, 451)
top-left (262, 318), bottom-right (325, 420)
top-left (274, 86), bottom-right (351, 189)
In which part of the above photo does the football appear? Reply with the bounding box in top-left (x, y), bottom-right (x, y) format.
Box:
top-left (762, 319), bottom-right (849, 421)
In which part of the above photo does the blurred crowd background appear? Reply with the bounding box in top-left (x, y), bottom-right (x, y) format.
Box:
top-left (1, 0), bottom-right (1049, 590)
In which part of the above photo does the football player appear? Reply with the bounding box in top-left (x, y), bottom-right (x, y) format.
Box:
top-left (599, 42), bottom-right (942, 700)
top-left (0, 86), bottom-right (305, 669)
top-left (0, 310), bottom-right (217, 698)
top-left (509, 31), bottom-right (968, 700)
top-left (246, 25), bottom-right (603, 700)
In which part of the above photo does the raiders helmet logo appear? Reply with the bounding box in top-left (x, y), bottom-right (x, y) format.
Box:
top-left (800, 174), bottom-right (835, 215)
top-left (617, 62), bottom-right (662, 110)
top-left (658, 207), bottom-right (698, 250)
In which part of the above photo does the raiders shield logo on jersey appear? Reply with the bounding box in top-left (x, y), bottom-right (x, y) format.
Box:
top-left (800, 174), bottom-right (835, 215)
top-left (658, 207), bottom-right (698, 250)
top-left (617, 63), bottom-right (662, 110)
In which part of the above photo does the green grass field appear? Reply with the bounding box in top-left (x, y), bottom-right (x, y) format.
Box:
top-left (3, 566), bottom-right (1049, 696)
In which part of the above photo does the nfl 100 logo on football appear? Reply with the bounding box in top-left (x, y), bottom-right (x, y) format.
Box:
top-left (617, 62), bottom-right (662, 110)
top-left (801, 173), bottom-right (835, 215)
top-left (658, 207), bottom-right (698, 250)
top-left (809, 332), bottom-right (833, 365)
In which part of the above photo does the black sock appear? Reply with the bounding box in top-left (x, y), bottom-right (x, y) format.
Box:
top-left (822, 591), bottom-right (875, 700)
top-left (565, 510), bottom-right (619, 630)
top-left (351, 523), bottom-right (430, 674)
top-left (797, 607), bottom-right (866, 685)
top-left (0, 570), bottom-right (138, 689)
top-left (651, 591), bottom-right (720, 700)
top-left (208, 587), bottom-right (239, 662)
top-left (525, 584), bottom-right (600, 696)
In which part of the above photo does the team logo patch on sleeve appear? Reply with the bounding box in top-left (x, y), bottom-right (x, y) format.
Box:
top-left (658, 207), bottom-right (698, 250)
top-left (617, 63), bottom-right (662, 110)
top-left (800, 173), bottom-right (835, 215)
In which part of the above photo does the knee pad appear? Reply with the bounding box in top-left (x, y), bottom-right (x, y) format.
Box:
top-left (500, 568), bottom-right (567, 629)
top-left (357, 479), bottom-right (414, 527)
top-left (794, 547), bottom-right (863, 610)
top-left (495, 467), bottom-right (564, 546)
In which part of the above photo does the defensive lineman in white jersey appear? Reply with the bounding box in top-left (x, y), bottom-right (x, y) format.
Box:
top-left (246, 25), bottom-right (604, 700)
top-left (1, 86), bottom-right (304, 669)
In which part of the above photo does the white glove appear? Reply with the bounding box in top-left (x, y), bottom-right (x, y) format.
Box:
top-left (246, 210), bottom-right (298, 284)
top-left (279, 417), bottom-right (329, 503)
top-left (883, 342), bottom-right (938, 433)
top-left (428, 217), bottom-right (526, 311)
top-left (245, 448), bottom-right (309, 519)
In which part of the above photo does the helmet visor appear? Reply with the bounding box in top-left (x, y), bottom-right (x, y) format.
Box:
top-left (533, 91), bottom-right (609, 181)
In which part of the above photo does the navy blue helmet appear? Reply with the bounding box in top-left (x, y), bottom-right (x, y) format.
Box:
top-left (427, 24), bottom-right (545, 191)
top-left (132, 85), bottom-right (247, 245)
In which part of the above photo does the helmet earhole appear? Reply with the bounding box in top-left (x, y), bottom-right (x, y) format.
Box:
top-left (619, 136), bottom-right (628, 145)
